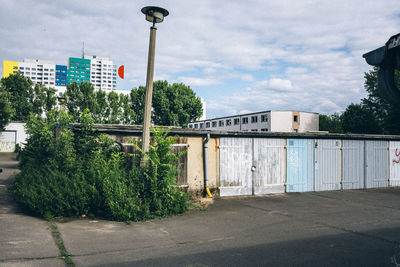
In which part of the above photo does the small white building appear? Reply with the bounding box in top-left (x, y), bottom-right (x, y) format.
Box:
top-left (188, 110), bottom-right (319, 133)
top-left (0, 122), bottom-right (28, 152)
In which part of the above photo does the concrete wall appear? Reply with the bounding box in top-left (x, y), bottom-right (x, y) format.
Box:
top-left (299, 112), bottom-right (319, 132)
top-left (270, 111), bottom-right (292, 132)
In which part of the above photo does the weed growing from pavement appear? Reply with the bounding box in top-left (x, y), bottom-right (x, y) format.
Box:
top-left (48, 221), bottom-right (74, 266)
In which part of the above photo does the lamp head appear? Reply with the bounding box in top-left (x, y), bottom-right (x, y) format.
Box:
top-left (141, 6), bottom-right (169, 24)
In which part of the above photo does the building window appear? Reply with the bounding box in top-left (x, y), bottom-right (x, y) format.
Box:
top-left (206, 122), bottom-right (210, 128)
top-left (200, 123), bottom-right (204, 129)
top-left (234, 118), bottom-right (240, 125)
top-left (194, 124), bottom-right (198, 128)
top-left (189, 124), bottom-right (193, 128)
top-left (251, 129), bottom-right (258, 132)
top-left (219, 120), bottom-right (224, 127)
top-left (261, 114), bottom-right (268, 122)
top-left (251, 116), bottom-right (258, 123)
top-left (293, 115), bottom-right (298, 122)
top-left (242, 117), bottom-right (248, 124)
top-left (212, 121), bottom-right (217, 127)
top-left (20, 67), bottom-right (24, 70)
top-left (226, 119), bottom-right (232, 126)
top-left (261, 128), bottom-right (268, 132)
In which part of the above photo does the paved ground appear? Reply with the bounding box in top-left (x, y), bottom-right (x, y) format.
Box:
top-left (1, 152), bottom-right (400, 266)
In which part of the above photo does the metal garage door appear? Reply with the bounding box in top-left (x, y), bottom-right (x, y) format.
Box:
top-left (365, 141), bottom-right (388, 188)
top-left (342, 140), bottom-right (365, 189)
top-left (389, 141), bottom-right (400, 187)
top-left (219, 138), bottom-right (285, 196)
top-left (314, 139), bottom-right (341, 191)
top-left (286, 139), bottom-right (314, 192)
top-left (219, 138), bottom-right (253, 196)
top-left (253, 139), bottom-right (285, 195)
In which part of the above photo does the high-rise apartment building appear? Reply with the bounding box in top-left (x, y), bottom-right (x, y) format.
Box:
top-left (3, 54), bottom-right (119, 94)
top-left (67, 57), bottom-right (91, 84)
top-left (3, 59), bottom-right (56, 88)
top-left (85, 55), bottom-right (117, 91)
top-left (3, 61), bottom-right (18, 78)
top-left (55, 65), bottom-right (67, 87)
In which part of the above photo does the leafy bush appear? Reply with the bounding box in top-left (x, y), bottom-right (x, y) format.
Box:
top-left (13, 111), bottom-right (188, 221)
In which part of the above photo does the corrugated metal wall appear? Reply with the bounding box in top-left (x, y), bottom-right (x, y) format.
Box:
top-left (219, 138), bottom-right (253, 196)
top-left (253, 139), bottom-right (285, 195)
top-left (365, 141), bottom-right (389, 188)
top-left (314, 139), bottom-right (341, 191)
top-left (286, 139), bottom-right (314, 192)
top-left (342, 140), bottom-right (365, 190)
top-left (389, 141), bottom-right (400, 187)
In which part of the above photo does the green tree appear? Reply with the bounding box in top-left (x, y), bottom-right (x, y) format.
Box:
top-left (0, 84), bottom-right (13, 130)
top-left (130, 81), bottom-right (203, 127)
top-left (94, 89), bottom-right (107, 123)
top-left (1, 73), bottom-right (57, 121)
top-left (64, 82), bottom-right (97, 122)
top-left (362, 68), bottom-right (400, 134)
top-left (341, 103), bottom-right (381, 134)
top-left (64, 82), bottom-right (82, 120)
top-left (106, 91), bottom-right (121, 124)
top-left (319, 113), bottom-right (343, 133)
top-left (119, 93), bottom-right (135, 124)
top-left (130, 85), bottom-right (146, 125)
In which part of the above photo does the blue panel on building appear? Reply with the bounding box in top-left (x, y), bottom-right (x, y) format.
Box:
top-left (286, 139), bottom-right (314, 192)
top-left (56, 65), bottom-right (67, 86)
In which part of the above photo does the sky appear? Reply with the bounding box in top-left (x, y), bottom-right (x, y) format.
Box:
top-left (1, 0), bottom-right (399, 119)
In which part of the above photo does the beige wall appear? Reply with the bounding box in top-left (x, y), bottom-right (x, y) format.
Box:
top-left (186, 137), bottom-right (219, 192)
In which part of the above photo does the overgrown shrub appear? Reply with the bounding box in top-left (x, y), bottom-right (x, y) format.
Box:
top-left (13, 110), bottom-right (188, 221)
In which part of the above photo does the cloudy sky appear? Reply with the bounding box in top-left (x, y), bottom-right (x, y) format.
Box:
top-left (1, 0), bottom-right (399, 119)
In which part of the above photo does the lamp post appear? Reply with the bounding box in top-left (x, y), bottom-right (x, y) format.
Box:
top-left (140, 6), bottom-right (169, 163)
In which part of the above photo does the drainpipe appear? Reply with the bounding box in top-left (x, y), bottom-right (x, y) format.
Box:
top-left (203, 133), bottom-right (212, 198)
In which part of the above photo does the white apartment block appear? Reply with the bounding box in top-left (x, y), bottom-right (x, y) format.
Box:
top-left (18, 59), bottom-right (56, 88)
top-left (188, 110), bottom-right (319, 133)
top-left (85, 55), bottom-right (117, 91)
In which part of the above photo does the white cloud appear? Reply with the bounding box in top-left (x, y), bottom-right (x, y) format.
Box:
top-left (0, 0), bottom-right (399, 119)
top-left (178, 77), bottom-right (221, 87)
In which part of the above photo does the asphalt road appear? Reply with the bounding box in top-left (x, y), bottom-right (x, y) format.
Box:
top-left (1, 152), bottom-right (400, 266)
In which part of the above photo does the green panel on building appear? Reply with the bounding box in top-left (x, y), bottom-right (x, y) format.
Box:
top-left (67, 57), bottom-right (91, 84)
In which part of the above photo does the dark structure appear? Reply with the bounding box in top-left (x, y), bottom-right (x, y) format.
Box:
top-left (363, 33), bottom-right (400, 105)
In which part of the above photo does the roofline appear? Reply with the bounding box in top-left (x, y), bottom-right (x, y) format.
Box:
top-left (75, 124), bottom-right (400, 141)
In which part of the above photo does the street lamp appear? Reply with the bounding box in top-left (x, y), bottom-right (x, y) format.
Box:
top-left (140, 6), bottom-right (169, 162)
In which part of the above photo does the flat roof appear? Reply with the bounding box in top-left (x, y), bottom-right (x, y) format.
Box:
top-left (79, 124), bottom-right (400, 141)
